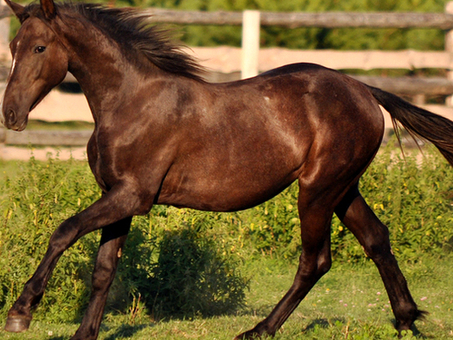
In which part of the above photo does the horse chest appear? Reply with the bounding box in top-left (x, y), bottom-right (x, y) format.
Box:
top-left (87, 132), bottom-right (128, 191)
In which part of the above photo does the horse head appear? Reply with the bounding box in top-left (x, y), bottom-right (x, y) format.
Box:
top-left (2, 0), bottom-right (68, 131)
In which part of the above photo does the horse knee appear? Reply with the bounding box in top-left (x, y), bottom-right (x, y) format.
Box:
top-left (48, 217), bottom-right (80, 254)
top-left (317, 255), bottom-right (332, 276)
top-left (298, 252), bottom-right (331, 283)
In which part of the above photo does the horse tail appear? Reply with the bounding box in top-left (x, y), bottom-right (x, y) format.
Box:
top-left (368, 86), bottom-right (453, 166)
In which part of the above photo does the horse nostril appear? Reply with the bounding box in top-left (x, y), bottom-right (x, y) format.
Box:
top-left (6, 109), bottom-right (16, 124)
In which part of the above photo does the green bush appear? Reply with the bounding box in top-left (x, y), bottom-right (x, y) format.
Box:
top-left (1, 143), bottom-right (453, 323)
top-left (331, 142), bottom-right (453, 262)
top-left (148, 219), bottom-right (248, 318)
top-left (0, 157), bottom-right (100, 322)
top-left (231, 141), bottom-right (453, 263)
top-left (0, 157), bottom-right (248, 322)
top-left (110, 212), bottom-right (249, 320)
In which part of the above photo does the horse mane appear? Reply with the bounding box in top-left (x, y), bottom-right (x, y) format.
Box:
top-left (23, 2), bottom-right (206, 81)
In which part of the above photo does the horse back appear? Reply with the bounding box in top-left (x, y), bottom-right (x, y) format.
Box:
top-left (154, 63), bottom-right (384, 211)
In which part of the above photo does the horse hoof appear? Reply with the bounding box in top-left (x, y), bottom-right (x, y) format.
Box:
top-left (4, 316), bottom-right (31, 333)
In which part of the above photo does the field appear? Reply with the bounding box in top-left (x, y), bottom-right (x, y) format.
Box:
top-left (0, 142), bottom-right (453, 339)
top-left (1, 258), bottom-right (452, 339)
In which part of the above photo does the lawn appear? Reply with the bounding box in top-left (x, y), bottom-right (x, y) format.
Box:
top-left (1, 256), bottom-right (452, 339)
top-left (1, 146), bottom-right (453, 339)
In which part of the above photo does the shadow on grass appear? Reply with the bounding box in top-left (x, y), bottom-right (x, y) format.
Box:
top-left (103, 323), bottom-right (153, 340)
top-left (302, 317), bottom-right (346, 332)
top-left (237, 304), bottom-right (274, 318)
top-left (43, 323), bottom-right (153, 340)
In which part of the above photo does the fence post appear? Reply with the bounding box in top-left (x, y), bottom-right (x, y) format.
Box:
top-left (445, 2), bottom-right (453, 106)
top-left (0, 1), bottom-right (10, 159)
top-left (241, 10), bottom-right (260, 79)
top-left (0, 1), bottom-right (10, 63)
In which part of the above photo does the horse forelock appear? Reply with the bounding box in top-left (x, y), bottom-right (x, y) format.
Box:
top-left (21, 2), bottom-right (205, 81)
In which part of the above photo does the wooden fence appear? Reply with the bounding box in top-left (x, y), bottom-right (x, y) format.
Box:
top-left (2, 3), bottom-right (453, 152)
top-left (144, 4), bottom-right (453, 98)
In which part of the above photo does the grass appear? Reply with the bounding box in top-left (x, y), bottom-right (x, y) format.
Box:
top-left (25, 120), bottom-right (94, 131)
top-left (0, 256), bottom-right (452, 339)
top-left (1, 148), bottom-right (453, 339)
top-left (0, 159), bottom-right (25, 179)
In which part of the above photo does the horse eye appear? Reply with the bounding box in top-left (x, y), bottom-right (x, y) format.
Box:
top-left (34, 46), bottom-right (46, 54)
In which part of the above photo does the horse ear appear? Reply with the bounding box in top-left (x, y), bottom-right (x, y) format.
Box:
top-left (40, 0), bottom-right (56, 20)
top-left (5, 0), bottom-right (27, 23)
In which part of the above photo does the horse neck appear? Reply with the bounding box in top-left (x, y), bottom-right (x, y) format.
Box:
top-left (57, 15), bottom-right (141, 123)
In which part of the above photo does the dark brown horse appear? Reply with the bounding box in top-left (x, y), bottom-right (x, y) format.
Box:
top-left (2, 0), bottom-right (453, 338)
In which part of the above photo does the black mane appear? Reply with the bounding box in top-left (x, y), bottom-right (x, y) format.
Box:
top-left (24, 2), bottom-right (206, 81)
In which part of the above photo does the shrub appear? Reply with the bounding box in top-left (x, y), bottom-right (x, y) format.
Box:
top-left (231, 142), bottom-right (453, 263)
top-left (1, 143), bottom-right (453, 323)
top-left (0, 157), bottom-right (248, 322)
top-left (0, 156), bottom-right (100, 322)
top-left (147, 219), bottom-right (248, 318)
top-left (332, 143), bottom-right (453, 262)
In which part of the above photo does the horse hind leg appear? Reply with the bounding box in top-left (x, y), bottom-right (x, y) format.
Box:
top-left (235, 191), bottom-right (334, 339)
top-left (335, 184), bottom-right (425, 333)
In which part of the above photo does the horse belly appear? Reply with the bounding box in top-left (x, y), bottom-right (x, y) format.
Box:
top-left (157, 154), bottom-right (300, 212)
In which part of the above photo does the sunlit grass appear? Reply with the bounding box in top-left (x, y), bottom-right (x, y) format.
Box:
top-left (1, 145), bottom-right (453, 339)
top-left (1, 256), bottom-right (452, 339)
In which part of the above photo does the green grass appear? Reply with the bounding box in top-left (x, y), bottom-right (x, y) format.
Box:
top-left (0, 159), bottom-right (26, 180)
top-left (1, 146), bottom-right (453, 339)
top-left (1, 256), bottom-right (452, 339)
top-left (25, 120), bottom-right (94, 131)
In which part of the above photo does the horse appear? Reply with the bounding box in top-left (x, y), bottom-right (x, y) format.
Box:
top-left (2, 0), bottom-right (453, 338)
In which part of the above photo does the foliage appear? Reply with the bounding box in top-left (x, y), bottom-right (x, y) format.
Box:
top-left (332, 142), bottom-right (453, 262)
top-left (0, 156), bottom-right (100, 322)
top-left (0, 156), bottom-right (248, 322)
top-left (109, 210), bottom-right (249, 320)
top-left (10, 0), bottom-right (452, 53)
top-left (147, 218), bottom-right (248, 318)
top-left (127, 0), bottom-right (451, 55)
top-left (1, 143), bottom-right (453, 323)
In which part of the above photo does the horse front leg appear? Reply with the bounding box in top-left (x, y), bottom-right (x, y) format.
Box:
top-left (71, 217), bottom-right (131, 340)
top-left (4, 184), bottom-right (146, 334)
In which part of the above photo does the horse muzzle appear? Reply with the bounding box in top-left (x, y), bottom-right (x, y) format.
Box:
top-left (1, 107), bottom-right (28, 131)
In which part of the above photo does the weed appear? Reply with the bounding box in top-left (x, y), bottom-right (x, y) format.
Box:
top-left (1, 143), bottom-right (453, 326)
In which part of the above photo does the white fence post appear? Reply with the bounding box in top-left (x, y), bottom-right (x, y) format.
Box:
top-left (241, 10), bottom-right (260, 79)
top-left (445, 2), bottom-right (453, 106)
top-left (0, 1), bottom-right (9, 63)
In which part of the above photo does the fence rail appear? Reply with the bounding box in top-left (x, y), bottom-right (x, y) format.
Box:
top-left (145, 8), bottom-right (453, 29)
top-left (2, 4), bottom-right (453, 153)
top-left (126, 5), bottom-right (453, 90)
top-left (2, 6), bottom-right (453, 29)
top-left (0, 129), bottom-right (91, 146)
top-left (2, 5), bottom-right (453, 77)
